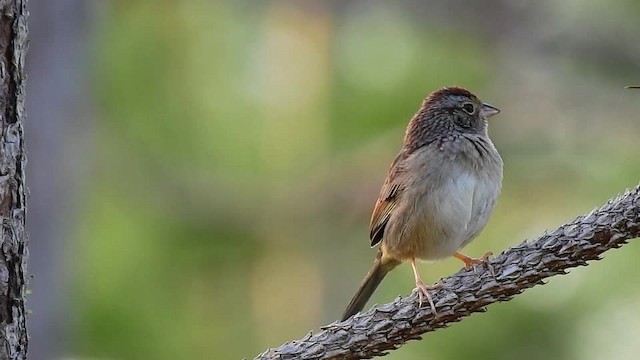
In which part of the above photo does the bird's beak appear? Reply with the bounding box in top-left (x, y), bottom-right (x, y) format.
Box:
top-left (480, 103), bottom-right (500, 118)
top-left (626, 85), bottom-right (640, 89)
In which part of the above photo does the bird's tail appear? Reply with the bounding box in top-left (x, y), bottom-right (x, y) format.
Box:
top-left (341, 249), bottom-right (400, 321)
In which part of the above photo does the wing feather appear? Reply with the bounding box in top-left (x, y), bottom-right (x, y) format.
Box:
top-left (369, 150), bottom-right (408, 246)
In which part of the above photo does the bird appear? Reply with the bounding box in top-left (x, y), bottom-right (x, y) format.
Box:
top-left (341, 86), bottom-right (503, 321)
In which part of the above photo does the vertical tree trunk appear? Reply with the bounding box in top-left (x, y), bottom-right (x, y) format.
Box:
top-left (0, 0), bottom-right (28, 359)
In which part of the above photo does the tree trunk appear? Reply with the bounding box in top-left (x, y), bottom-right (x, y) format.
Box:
top-left (0, 0), bottom-right (28, 359)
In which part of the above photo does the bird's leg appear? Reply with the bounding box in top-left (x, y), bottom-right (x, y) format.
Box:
top-left (454, 251), bottom-right (493, 270)
top-left (410, 259), bottom-right (440, 314)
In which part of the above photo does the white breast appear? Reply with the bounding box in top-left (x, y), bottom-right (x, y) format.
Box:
top-left (413, 162), bottom-right (500, 260)
top-left (422, 166), bottom-right (477, 258)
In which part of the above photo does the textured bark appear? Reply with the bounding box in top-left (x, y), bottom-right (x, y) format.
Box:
top-left (0, 0), bottom-right (28, 359)
top-left (256, 184), bottom-right (640, 360)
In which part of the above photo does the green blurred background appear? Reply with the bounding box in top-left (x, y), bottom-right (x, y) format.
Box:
top-left (24, 0), bottom-right (640, 359)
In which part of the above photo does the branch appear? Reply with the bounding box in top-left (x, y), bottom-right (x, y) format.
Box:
top-left (255, 184), bottom-right (640, 360)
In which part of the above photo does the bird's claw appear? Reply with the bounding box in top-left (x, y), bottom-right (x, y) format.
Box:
top-left (457, 251), bottom-right (493, 270)
top-left (413, 280), bottom-right (442, 314)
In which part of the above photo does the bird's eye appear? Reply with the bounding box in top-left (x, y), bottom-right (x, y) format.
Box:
top-left (462, 103), bottom-right (475, 115)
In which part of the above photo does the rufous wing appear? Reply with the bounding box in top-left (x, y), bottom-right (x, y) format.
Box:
top-left (369, 150), bottom-right (408, 247)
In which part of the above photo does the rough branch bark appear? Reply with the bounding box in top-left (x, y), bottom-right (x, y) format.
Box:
top-left (0, 0), bottom-right (28, 359)
top-left (256, 183), bottom-right (640, 360)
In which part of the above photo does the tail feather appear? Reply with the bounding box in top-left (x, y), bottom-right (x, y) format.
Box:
top-left (341, 249), bottom-right (400, 321)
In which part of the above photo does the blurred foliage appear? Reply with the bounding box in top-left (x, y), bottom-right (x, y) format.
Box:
top-left (71, 0), bottom-right (640, 359)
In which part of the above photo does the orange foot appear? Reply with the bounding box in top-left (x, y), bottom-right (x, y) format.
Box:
top-left (410, 258), bottom-right (442, 314)
top-left (413, 279), bottom-right (442, 314)
top-left (454, 251), bottom-right (493, 270)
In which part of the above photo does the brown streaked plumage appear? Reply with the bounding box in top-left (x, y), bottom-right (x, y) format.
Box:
top-left (341, 86), bottom-right (503, 321)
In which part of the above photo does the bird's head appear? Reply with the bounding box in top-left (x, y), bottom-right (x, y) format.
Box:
top-left (405, 87), bottom-right (499, 151)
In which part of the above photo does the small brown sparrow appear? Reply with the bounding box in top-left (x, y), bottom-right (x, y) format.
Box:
top-left (341, 87), bottom-right (503, 321)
